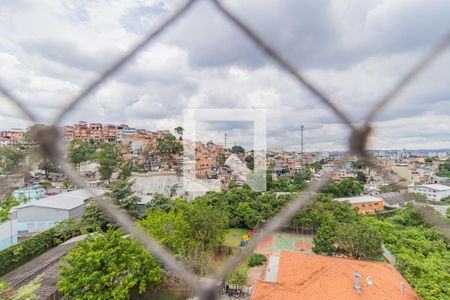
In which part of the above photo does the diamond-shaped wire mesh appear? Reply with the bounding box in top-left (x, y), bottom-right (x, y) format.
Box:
top-left (1, 0), bottom-right (449, 298)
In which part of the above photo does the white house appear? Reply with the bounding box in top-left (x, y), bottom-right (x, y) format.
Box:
top-left (0, 138), bottom-right (12, 146)
top-left (11, 188), bottom-right (105, 237)
top-left (408, 184), bottom-right (450, 201)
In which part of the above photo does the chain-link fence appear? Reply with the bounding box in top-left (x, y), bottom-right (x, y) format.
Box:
top-left (1, 0), bottom-right (450, 299)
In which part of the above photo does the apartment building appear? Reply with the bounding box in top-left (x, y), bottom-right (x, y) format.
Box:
top-left (408, 184), bottom-right (450, 201)
top-left (102, 124), bottom-right (117, 141)
top-left (90, 123), bottom-right (103, 142)
top-left (335, 195), bottom-right (384, 214)
top-left (0, 137), bottom-right (13, 146)
top-left (0, 130), bottom-right (23, 145)
top-left (391, 164), bottom-right (422, 183)
top-left (63, 121), bottom-right (118, 143)
top-left (73, 121), bottom-right (90, 140)
top-left (62, 126), bottom-right (74, 142)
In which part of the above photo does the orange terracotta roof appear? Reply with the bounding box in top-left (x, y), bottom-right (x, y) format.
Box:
top-left (252, 251), bottom-right (419, 300)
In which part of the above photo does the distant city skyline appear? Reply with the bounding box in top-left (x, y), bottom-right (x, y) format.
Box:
top-left (1, 120), bottom-right (449, 153)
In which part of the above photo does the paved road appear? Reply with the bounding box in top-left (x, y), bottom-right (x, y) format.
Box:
top-left (0, 235), bottom-right (85, 298)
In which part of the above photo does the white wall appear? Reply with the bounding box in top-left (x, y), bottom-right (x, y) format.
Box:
top-left (17, 206), bottom-right (69, 222)
top-left (0, 218), bottom-right (18, 250)
top-left (409, 186), bottom-right (450, 201)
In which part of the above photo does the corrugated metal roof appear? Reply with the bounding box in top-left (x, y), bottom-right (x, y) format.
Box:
top-left (335, 195), bottom-right (383, 204)
top-left (12, 189), bottom-right (105, 211)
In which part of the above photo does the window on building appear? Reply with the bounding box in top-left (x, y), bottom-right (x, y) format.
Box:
top-left (38, 223), bottom-right (46, 232)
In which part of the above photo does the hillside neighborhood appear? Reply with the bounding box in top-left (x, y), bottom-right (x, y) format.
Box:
top-left (0, 122), bottom-right (449, 299)
top-left (2, 0), bottom-right (450, 298)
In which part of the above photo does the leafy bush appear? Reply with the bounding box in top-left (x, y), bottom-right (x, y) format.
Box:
top-left (370, 207), bottom-right (450, 300)
top-left (248, 254), bottom-right (267, 267)
top-left (58, 229), bottom-right (162, 299)
top-left (227, 270), bottom-right (247, 286)
top-left (0, 219), bottom-right (80, 276)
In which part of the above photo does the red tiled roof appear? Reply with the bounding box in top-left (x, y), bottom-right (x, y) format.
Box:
top-left (252, 251), bottom-right (419, 300)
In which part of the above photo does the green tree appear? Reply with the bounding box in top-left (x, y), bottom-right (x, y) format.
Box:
top-left (313, 219), bottom-right (382, 259)
top-left (39, 179), bottom-right (52, 189)
top-left (265, 170), bottom-right (308, 192)
top-left (157, 133), bottom-right (182, 158)
top-left (38, 159), bottom-right (60, 179)
top-left (168, 184), bottom-right (179, 198)
top-left (352, 160), bottom-right (367, 169)
top-left (311, 161), bottom-right (322, 170)
top-left (138, 210), bottom-right (195, 256)
top-left (146, 193), bottom-right (174, 213)
top-left (369, 207), bottom-right (450, 299)
top-left (67, 140), bottom-right (96, 169)
top-left (236, 202), bottom-right (258, 228)
top-left (312, 222), bottom-right (336, 255)
top-left (106, 179), bottom-right (140, 218)
top-left (58, 229), bottom-right (162, 300)
top-left (191, 188), bottom-right (291, 229)
top-left (245, 155), bottom-right (254, 170)
top-left (94, 142), bottom-right (121, 183)
top-left (81, 200), bottom-right (109, 233)
top-left (295, 195), bottom-right (359, 227)
top-left (437, 159), bottom-right (450, 178)
top-left (248, 254), bottom-right (267, 267)
top-left (294, 167), bottom-right (311, 183)
top-left (356, 171), bottom-right (368, 184)
top-left (324, 178), bottom-right (363, 198)
top-left (52, 217), bottom-right (81, 244)
top-left (0, 147), bottom-right (24, 176)
top-left (0, 194), bottom-right (26, 223)
top-left (174, 126), bottom-right (184, 141)
top-left (227, 270), bottom-right (247, 286)
top-left (335, 220), bottom-right (382, 259)
top-left (117, 160), bottom-right (132, 179)
top-left (185, 200), bottom-right (227, 250)
top-left (231, 145), bottom-right (245, 154)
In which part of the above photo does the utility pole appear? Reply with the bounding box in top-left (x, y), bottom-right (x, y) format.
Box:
top-left (300, 125), bottom-right (304, 169)
top-left (224, 133), bottom-right (227, 150)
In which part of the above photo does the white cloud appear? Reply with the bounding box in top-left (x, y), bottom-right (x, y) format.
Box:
top-left (0, 0), bottom-right (449, 151)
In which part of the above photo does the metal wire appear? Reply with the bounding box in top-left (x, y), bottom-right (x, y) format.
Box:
top-left (1, 0), bottom-right (449, 298)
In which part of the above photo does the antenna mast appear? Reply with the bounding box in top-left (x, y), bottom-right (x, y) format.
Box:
top-left (301, 125), bottom-right (304, 169)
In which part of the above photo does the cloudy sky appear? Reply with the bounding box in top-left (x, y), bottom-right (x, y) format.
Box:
top-left (0, 0), bottom-right (449, 151)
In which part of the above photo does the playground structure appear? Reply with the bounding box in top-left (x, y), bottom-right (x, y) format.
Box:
top-left (239, 228), bottom-right (255, 247)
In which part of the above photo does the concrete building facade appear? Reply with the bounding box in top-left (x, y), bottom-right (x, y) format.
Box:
top-left (408, 184), bottom-right (450, 201)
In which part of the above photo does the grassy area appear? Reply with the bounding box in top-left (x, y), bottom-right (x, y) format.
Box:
top-left (234, 258), bottom-right (251, 278)
top-left (223, 254), bottom-right (251, 285)
top-left (223, 228), bottom-right (248, 247)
